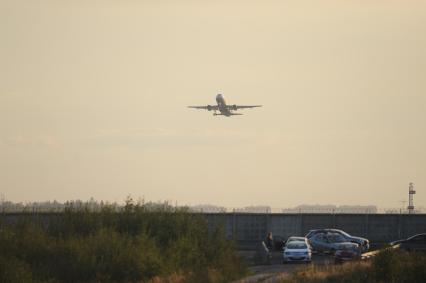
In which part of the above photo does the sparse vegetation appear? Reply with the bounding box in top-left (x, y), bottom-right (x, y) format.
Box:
top-left (0, 199), bottom-right (247, 283)
top-left (278, 249), bottom-right (426, 283)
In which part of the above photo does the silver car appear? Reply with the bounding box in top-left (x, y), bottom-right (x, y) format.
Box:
top-left (285, 236), bottom-right (312, 250)
top-left (283, 241), bottom-right (312, 263)
top-left (308, 232), bottom-right (360, 254)
top-left (306, 229), bottom-right (369, 252)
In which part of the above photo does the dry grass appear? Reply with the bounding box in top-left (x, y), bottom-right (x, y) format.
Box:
top-left (277, 249), bottom-right (426, 283)
top-left (286, 261), bottom-right (371, 283)
top-left (147, 272), bottom-right (187, 283)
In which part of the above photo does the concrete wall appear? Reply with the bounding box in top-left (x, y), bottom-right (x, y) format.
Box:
top-left (204, 213), bottom-right (426, 249)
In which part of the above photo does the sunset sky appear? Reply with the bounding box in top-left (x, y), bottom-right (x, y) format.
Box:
top-left (1, 0), bottom-right (425, 208)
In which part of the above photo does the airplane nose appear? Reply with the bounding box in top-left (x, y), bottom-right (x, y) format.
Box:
top-left (216, 93), bottom-right (223, 99)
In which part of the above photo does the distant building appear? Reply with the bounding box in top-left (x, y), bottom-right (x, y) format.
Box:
top-left (234, 206), bottom-right (271, 213)
top-left (336, 205), bottom-right (377, 213)
top-left (190, 204), bottom-right (227, 213)
top-left (282, 204), bottom-right (377, 214)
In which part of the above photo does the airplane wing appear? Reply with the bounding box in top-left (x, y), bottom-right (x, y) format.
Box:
top-left (188, 105), bottom-right (219, 111)
top-left (228, 105), bottom-right (262, 110)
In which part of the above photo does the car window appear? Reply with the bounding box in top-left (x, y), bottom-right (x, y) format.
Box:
top-left (410, 235), bottom-right (426, 243)
top-left (314, 233), bottom-right (327, 242)
top-left (337, 230), bottom-right (351, 238)
top-left (327, 234), bottom-right (346, 243)
top-left (287, 242), bottom-right (307, 249)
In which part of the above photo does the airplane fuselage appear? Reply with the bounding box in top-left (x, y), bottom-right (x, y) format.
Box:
top-left (188, 94), bottom-right (261, 116)
top-left (215, 94), bottom-right (235, 116)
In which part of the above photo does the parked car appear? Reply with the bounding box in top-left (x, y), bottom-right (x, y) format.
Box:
top-left (308, 232), bottom-right (360, 254)
top-left (334, 243), bottom-right (362, 263)
top-left (272, 235), bottom-right (286, 251)
top-left (390, 233), bottom-right (426, 252)
top-left (285, 236), bottom-right (311, 249)
top-left (306, 229), bottom-right (369, 251)
top-left (283, 241), bottom-right (312, 263)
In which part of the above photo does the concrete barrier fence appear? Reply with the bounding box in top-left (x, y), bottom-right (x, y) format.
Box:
top-left (203, 213), bottom-right (426, 249)
top-left (2, 212), bottom-right (425, 250)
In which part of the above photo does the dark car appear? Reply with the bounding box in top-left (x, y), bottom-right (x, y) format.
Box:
top-left (334, 243), bottom-right (362, 263)
top-left (272, 235), bottom-right (286, 251)
top-left (306, 229), bottom-right (369, 252)
top-left (390, 233), bottom-right (426, 252)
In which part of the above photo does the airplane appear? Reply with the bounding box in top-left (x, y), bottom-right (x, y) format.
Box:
top-left (188, 94), bottom-right (262, 117)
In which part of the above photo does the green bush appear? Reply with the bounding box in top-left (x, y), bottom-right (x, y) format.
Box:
top-left (0, 201), bottom-right (247, 282)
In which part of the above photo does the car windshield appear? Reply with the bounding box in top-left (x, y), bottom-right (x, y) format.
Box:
top-left (287, 242), bottom-right (307, 249)
top-left (305, 231), bottom-right (315, 238)
top-left (408, 234), bottom-right (426, 241)
top-left (288, 237), bottom-right (304, 242)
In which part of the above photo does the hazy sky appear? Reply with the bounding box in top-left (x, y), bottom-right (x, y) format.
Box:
top-left (1, 0), bottom-right (425, 208)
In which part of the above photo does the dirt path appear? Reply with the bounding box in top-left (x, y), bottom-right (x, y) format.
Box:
top-left (235, 252), bottom-right (335, 283)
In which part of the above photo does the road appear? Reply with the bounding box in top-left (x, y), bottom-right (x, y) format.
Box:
top-left (235, 251), bottom-right (337, 283)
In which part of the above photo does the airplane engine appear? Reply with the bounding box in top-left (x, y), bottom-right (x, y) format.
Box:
top-left (207, 105), bottom-right (212, 111)
top-left (232, 104), bottom-right (237, 110)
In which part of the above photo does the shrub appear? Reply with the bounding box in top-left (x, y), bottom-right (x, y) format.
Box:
top-left (372, 248), bottom-right (402, 283)
top-left (0, 202), bottom-right (247, 282)
top-left (0, 255), bottom-right (34, 283)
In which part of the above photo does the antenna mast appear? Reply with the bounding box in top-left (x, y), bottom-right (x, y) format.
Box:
top-left (407, 182), bottom-right (416, 214)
